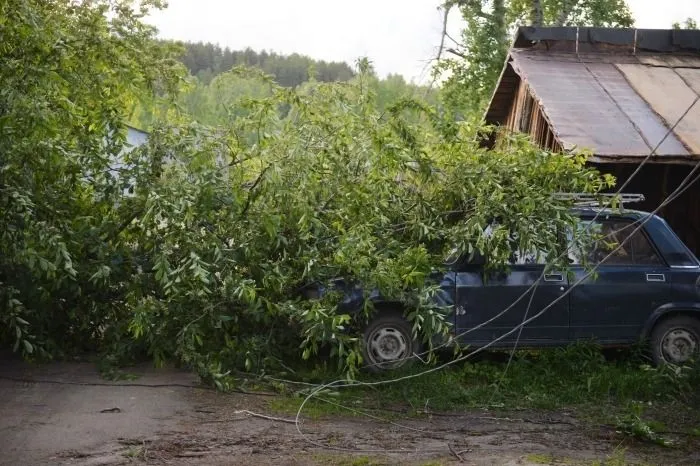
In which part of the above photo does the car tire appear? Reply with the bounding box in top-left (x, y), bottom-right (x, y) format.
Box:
top-left (361, 311), bottom-right (422, 373)
top-left (650, 315), bottom-right (700, 366)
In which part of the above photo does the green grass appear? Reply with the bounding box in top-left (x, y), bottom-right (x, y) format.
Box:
top-left (524, 449), bottom-right (656, 466)
top-left (525, 453), bottom-right (564, 464)
top-left (283, 344), bottom-right (696, 411)
top-left (264, 343), bottom-right (700, 448)
top-left (310, 454), bottom-right (449, 466)
top-left (589, 447), bottom-right (655, 466)
top-left (311, 454), bottom-right (389, 466)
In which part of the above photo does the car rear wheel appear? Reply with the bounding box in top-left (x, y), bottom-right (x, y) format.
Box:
top-left (361, 312), bottom-right (421, 372)
top-left (650, 316), bottom-right (700, 365)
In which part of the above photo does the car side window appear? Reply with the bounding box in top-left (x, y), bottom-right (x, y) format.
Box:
top-left (590, 219), bottom-right (663, 266)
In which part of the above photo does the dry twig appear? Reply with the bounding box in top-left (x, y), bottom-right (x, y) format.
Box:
top-left (234, 409), bottom-right (297, 424)
top-left (448, 443), bottom-right (464, 462)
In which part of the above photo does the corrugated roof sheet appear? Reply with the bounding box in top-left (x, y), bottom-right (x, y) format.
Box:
top-left (485, 27), bottom-right (700, 163)
top-left (616, 64), bottom-right (700, 154)
top-left (587, 63), bottom-right (688, 156)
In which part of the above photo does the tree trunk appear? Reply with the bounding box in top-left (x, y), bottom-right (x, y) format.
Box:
top-left (531, 0), bottom-right (543, 26)
top-left (493, 0), bottom-right (507, 42)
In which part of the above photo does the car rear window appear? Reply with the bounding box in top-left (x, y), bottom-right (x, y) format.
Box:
top-left (647, 219), bottom-right (699, 267)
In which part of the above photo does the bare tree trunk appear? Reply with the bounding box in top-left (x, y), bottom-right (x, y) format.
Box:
top-left (531, 0), bottom-right (543, 26)
top-left (494, 0), bottom-right (507, 45)
top-left (494, 0), bottom-right (506, 33)
top-left (434, 4), bottom-right (451, 64)
top-left (428, 4), bottom-right (452, 89)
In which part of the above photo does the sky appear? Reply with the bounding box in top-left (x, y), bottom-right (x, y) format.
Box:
top-left (147, 0), bottom-right (700, 83)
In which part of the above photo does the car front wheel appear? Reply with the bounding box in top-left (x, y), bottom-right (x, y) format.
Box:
top-left (361, 312), bottom-right (421, 372)
top-left (650, 315), bottom-right (700, 365)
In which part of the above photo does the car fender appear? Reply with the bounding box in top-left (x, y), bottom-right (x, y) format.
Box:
top-left (641, 302), bottom-right (700, 339)
top-left (324, 272), bottom-right (457, 316)
top-left (337, 289), bottom-right (389, 315)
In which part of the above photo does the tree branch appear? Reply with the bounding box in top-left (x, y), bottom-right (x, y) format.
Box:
top-left (233, 410), bottom-right (296, 424)
top-left (446, 48), bottom-right (467, 59)
top-left (103, 205), bottom-right (144, 243)
top-left (434, 5), bottom-right (451, 64)
top-left (427, 3), bottom-right (453, 90)
top-left (445, 31), bottom-right (463, 47)
top-left (240, 163), bottom-right (272, 217)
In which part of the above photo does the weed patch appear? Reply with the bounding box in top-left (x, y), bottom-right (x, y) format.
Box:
top-left (615, 402), bottom-right (673, 447)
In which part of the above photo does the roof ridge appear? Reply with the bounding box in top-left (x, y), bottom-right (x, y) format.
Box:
top-left (514, 27), bottom-right (700, 55)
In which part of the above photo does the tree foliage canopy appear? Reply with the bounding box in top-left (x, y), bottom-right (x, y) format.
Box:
top-left (437, 0), bottom-right (634, 117)
top-left (1, 0), bottom-right (613, 380)
top-left (130, 51), bottom-right (436, 130)
top-left (672, 17), bottom-right (698, 30)
top-left (0, 0), bottom-right (183, 358)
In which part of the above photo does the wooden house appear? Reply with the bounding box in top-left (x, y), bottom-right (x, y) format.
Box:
top-left (484, 27), bottom-right (700, 253)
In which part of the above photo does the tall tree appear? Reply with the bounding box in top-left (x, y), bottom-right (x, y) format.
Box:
top-left (436, 0), bottom-right (634, 119)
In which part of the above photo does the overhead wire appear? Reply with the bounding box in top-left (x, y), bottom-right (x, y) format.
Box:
top-left (204, 39), bottom-right (700, 447)
top-left (486, 95), bottom-right (700, 389)
top-left (328, 152), bottom-right (700, 392)
top-left (291, 95), bottom-right (700, 452)
top-left (229, 96), bottom-right (699, 377)
top-left (294, 154), bottom-right (700, 452)
top-left (356, 95), bottom-right (700, 373)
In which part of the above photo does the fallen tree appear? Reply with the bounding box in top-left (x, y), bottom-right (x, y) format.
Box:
top-left (0, 1), bottom-right (613, 382)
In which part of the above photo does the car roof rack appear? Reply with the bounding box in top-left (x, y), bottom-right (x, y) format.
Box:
top-left (553, 193), bottom-right (645, 208)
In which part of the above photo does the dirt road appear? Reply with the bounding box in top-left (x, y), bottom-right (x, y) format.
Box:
top-left (0, 354), bottom-right (696, 465)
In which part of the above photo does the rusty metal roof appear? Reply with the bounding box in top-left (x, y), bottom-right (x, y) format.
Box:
top-left (485, 27), bottom-right (700, 164)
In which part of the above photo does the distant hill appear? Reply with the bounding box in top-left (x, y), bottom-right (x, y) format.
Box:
top-left (176, 41), bottom-right (355, 87)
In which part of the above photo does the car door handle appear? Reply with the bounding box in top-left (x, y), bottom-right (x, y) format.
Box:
top-left (646, 273), bottom-right (665, 282)
top-left (544, 273), bottom-right (564, 282)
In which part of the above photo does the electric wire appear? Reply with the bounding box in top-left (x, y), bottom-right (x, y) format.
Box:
top-left (356, 95), bottom-right (700, 373)
top-left (294, 155), bottom-right (700, 453)
top-left (291, 97), bottom-right (700, 452)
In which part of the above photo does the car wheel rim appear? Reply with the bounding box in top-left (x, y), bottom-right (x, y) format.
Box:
top-left (661, 328), bottom-right (698, 363)
top-left (367, 327), bottom-right (409, 367)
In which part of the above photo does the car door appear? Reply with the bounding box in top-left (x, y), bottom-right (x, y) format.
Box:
top-left (568, 216), bottom-right (672, 343)
top-left (454, 250), bottom-right (570, 346)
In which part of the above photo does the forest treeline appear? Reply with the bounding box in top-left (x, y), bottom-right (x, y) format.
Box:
top-left (178, 41), bottom-right (355, 87)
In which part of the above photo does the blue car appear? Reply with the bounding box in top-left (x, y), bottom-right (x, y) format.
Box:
top-left (322, 207), bottom-right (700, 371)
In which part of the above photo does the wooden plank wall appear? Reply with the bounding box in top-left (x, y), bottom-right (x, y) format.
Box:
top-left (504, 81), bottom-right (562, 152)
